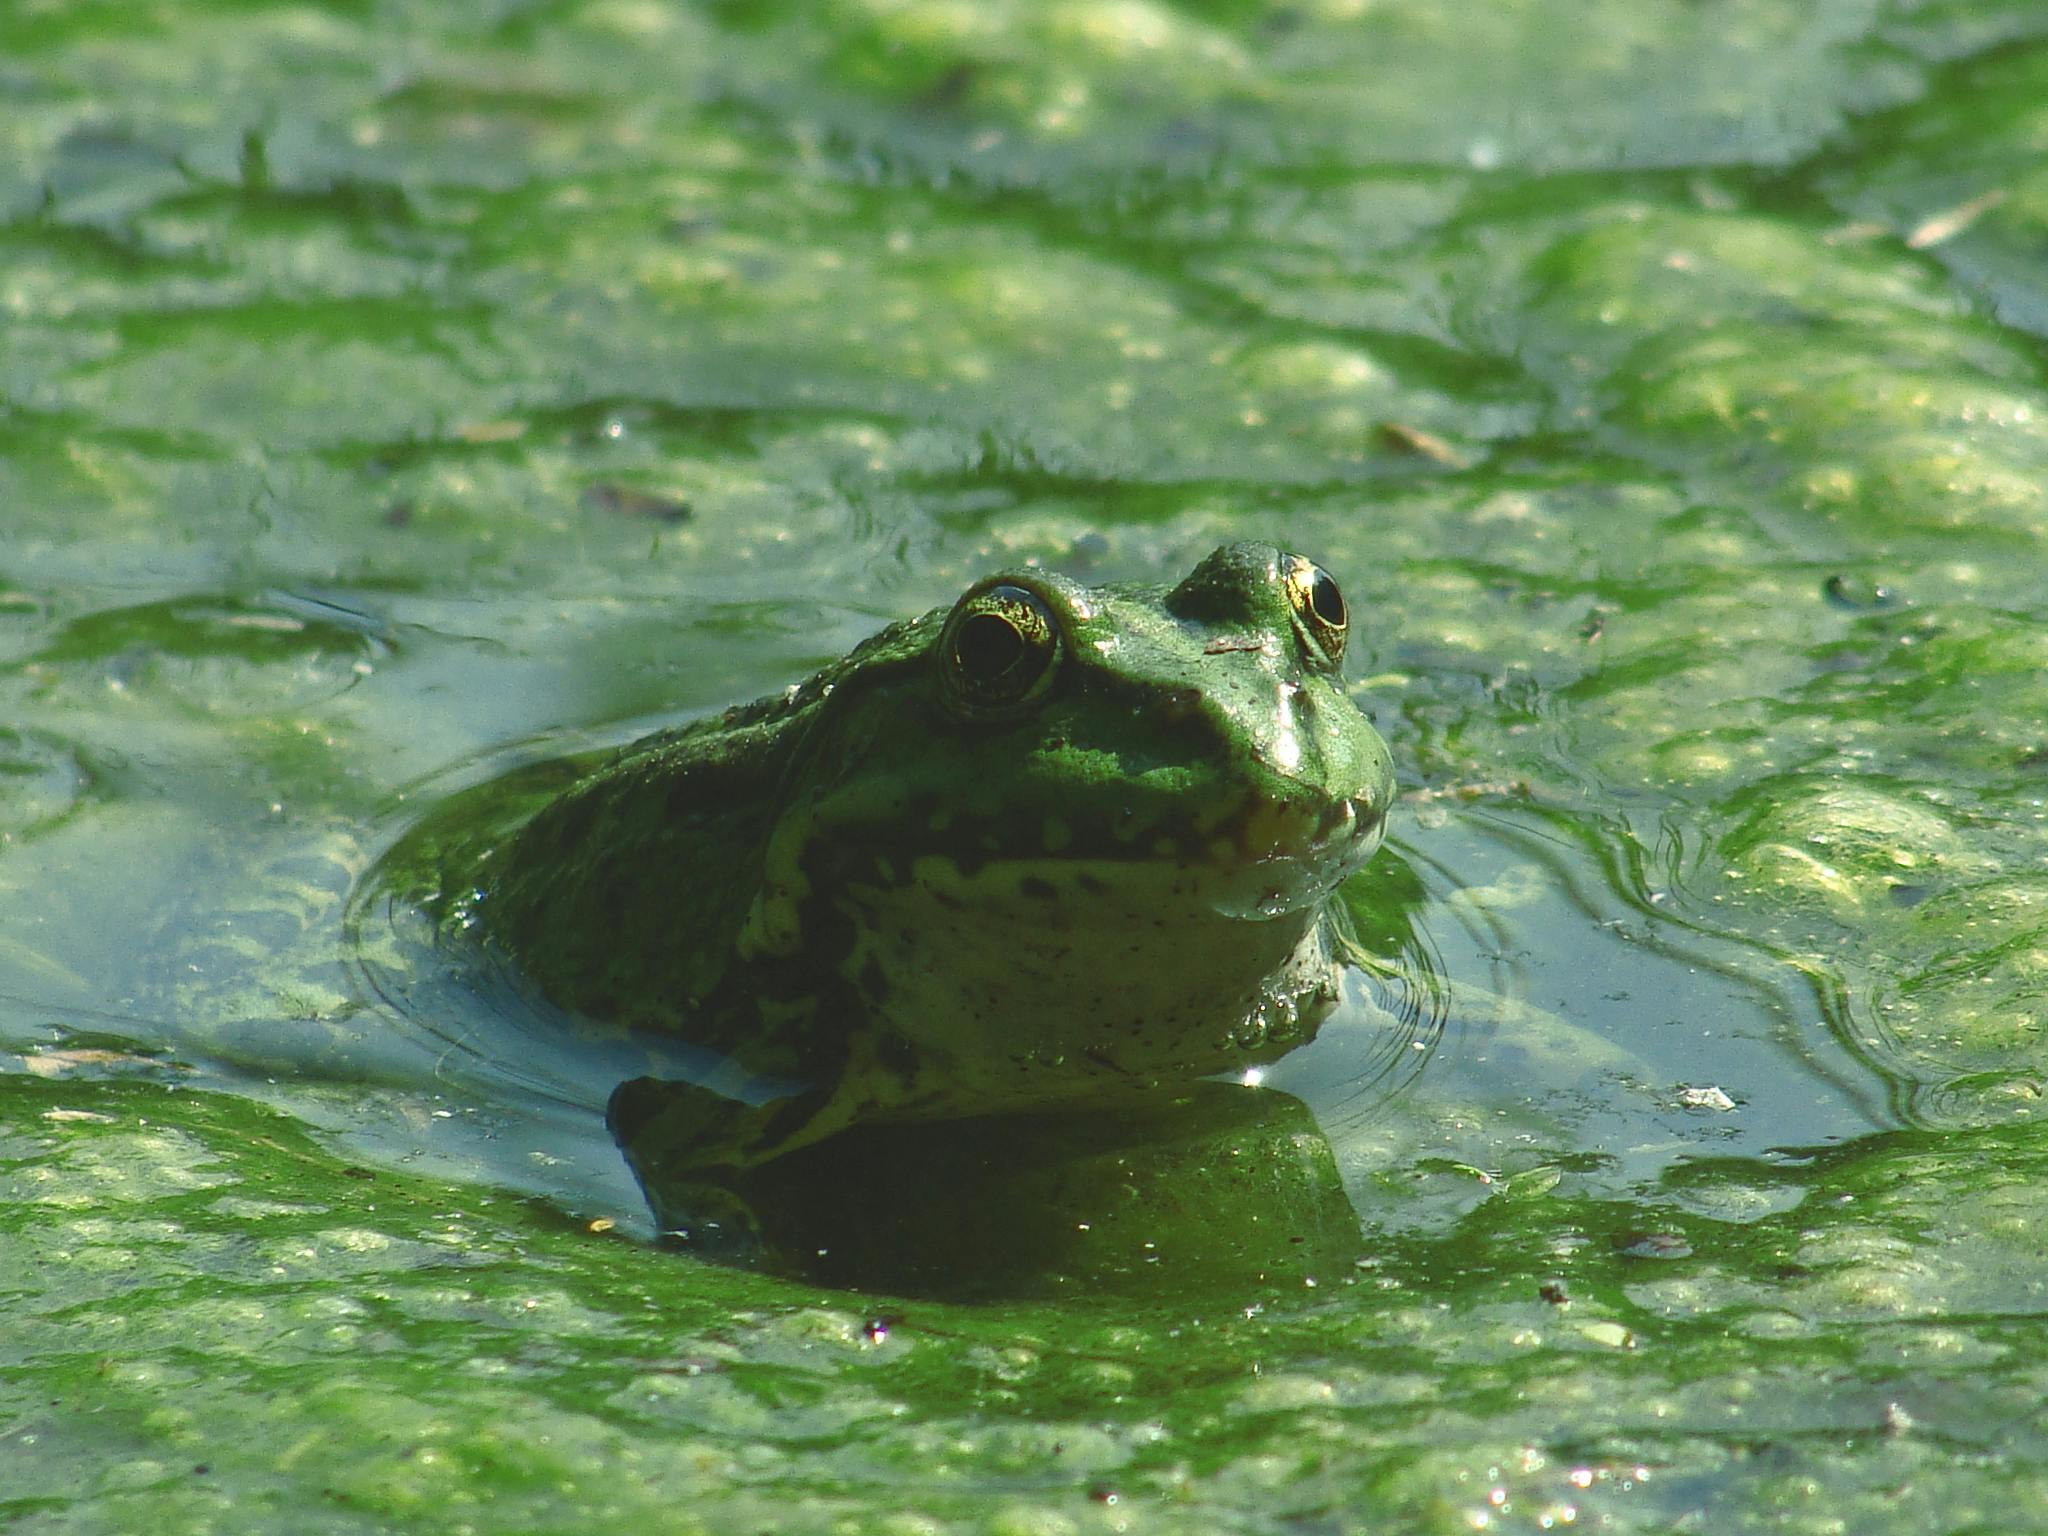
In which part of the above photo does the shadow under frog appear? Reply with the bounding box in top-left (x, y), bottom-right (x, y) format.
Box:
top-left (366, 543), bottom-right (1403, 1299)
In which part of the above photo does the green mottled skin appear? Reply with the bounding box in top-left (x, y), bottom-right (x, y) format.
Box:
top-left (471, 542), bottom-right (1395, 1171)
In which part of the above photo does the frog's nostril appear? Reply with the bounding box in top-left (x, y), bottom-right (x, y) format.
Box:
top-left (1150, 687), bottom-right (1202, 724)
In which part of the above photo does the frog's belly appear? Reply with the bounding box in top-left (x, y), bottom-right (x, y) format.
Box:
top-left (829, 852), bottom-right (1337, 1117)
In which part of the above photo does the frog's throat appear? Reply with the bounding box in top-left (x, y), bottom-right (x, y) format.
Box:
top-left (788, 874), bottom-right (1347, 1144)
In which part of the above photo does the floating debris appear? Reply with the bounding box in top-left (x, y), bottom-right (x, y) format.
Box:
top-left (581, 484), bottom-right (694, 524)
top-left (1675, 1085), bottom-right (1736, 1112)
top-left (1905, 188), bottom-right (2007, 250)
top-left (1374, 420), bottom-right (1464, 466)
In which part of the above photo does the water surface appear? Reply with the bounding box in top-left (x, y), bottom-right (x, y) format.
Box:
top-left (8, 2), bottom-right (2048, 1530)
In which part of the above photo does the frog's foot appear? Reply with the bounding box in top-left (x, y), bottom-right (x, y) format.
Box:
top-left (649, 1183), bottom-right (762, 1258)
top-left (606, 1075), bottom-right (831, 1254)
top-left (1328, 928), bottom-right (1404, 982)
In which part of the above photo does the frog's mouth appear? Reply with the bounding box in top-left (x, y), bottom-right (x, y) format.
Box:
top-left (1228, 788), bottom-right (1381, 865)
top-left (1194, 787), bottom-right (1387, 918)
top-left (842, 784), bottom-right (1386, 923)
top-left (808, 755), bottom-right (1390, 939)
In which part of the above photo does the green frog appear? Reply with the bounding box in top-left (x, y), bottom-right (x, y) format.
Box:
top-left (438, 541), bottom-right (1394, 1204)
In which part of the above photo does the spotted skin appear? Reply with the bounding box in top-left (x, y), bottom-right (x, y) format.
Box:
top-left (459, 542), bottom-right (1395, 1174)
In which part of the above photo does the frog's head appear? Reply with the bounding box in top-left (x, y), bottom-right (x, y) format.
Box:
top-left (741, 542), bottom-right (1395, 1107)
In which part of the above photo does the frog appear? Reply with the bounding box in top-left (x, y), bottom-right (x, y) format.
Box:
top-left (440, 540), bottom-right (1396, 1206)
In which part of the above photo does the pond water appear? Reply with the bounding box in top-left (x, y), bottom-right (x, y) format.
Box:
top-left (9, 1), bottom-right (2048, 1529)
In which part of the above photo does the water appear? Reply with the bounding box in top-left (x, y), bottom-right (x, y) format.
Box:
top-left (9, 1), bottom-right (2048, 1529)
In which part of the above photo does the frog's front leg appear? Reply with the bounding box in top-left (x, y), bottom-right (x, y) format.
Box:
top-left (605, 1076), bottom-right (832, 1251)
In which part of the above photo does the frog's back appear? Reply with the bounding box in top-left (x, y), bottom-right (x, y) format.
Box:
top-left (486, 715), bottom-right (789, 1042)
top-left (481, 611), bottom-right (939, 1066)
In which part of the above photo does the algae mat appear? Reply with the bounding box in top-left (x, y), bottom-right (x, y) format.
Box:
top-left (8, 1), bottom-right (2048, 1530)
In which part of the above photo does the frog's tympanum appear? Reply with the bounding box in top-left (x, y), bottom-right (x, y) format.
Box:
top-left (464, 542), bottom-right (1393, 1253)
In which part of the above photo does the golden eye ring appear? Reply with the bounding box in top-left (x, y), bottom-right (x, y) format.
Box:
top-left (1284, 556), bottom-right (1348, 668)
top-left (939, 583), bottom-right (1063, 712)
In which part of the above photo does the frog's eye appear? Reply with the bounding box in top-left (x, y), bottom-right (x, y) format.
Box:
top-left (1284, 556), bottom-right (1348, 668)
top-left (940, 583), bottom-right (1063, 712)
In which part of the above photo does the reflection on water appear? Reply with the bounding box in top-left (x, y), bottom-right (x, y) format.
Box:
top-left (327, 757), bottom-right (1912, 1292)
top-left (612, 1080), bottom-right (1366, 1299)
top-left (0, 744), bottom-right (1947, 1290)
top-left (340, 758), bottom-right (1453, 1293)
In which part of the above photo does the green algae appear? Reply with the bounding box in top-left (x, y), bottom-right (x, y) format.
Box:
top-left (13, 1078), bottom-right (2048, 1533)
top-left (8, 0), bottom-right (2048, 1530)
